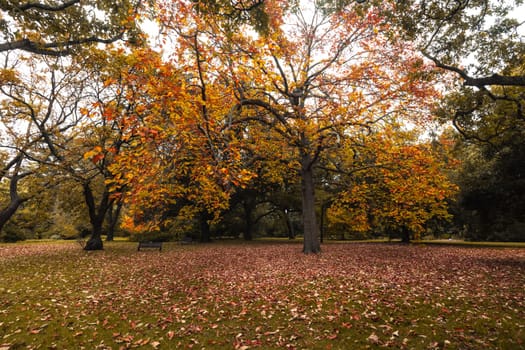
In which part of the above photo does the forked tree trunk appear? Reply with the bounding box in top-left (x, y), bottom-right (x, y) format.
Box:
top-left (83, 183), bottom-right (111, 251)
top-left (301, 155), bottom-right (321, 254)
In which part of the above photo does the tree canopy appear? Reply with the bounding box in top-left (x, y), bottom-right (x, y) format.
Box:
top-left (0, 0), bottom-right (145, 56)
top-left (2, 0), bottom-right (522, 248)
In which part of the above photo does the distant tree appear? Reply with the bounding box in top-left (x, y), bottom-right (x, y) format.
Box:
top-left (326, 127), bottom-right (458, 242)
top-left (451, 97), bottom-right (525, 242)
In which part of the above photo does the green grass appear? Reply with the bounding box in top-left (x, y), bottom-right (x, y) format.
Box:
top-left (0, 241), bottom-right (524, 349)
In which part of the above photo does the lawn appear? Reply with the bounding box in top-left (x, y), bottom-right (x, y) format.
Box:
top-left (0, 241), bottom-right (524, 349)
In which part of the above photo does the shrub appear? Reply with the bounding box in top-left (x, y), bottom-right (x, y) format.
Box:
top-left (0, 227), bottom-right (26, 242)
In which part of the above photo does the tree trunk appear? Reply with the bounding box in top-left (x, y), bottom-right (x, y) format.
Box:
top-left (283, 209), bottom-right (295, 240)
top-left (0, 157), bottom-right (29, 233)
top-left (106, 201), bottom-right (123, 242)
top-left (199, 211), bottom-right (212, 243)
top-left (320, 201), bottom-right (331, 243)
top-left (242, 198), bottom-right (255, 241)
top-left (400, 226), bottom-right (410, 243)
top-left (301, 156), bottom-right (321, 254)
top-left (83, 183), bottom-right (111, 251)
top-left (84, 224), bottom-right (104, 250)
top-left (0, 183), bottom-right (26, 234)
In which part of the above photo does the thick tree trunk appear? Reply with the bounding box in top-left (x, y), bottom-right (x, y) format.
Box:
top-left (83, 183), bottom-right (111, 251)
top-left (301, 156), bottom-right (321, 254)
top-left (0, 196), bottom-right (25, 233)
top-left (0, 158), bottom-right (29, 234)
top-left (84, 224), bottom-right (104, 250)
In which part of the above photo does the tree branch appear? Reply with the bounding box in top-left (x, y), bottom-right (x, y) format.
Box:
top-left (0, 32), bottom-right (126, 56)
top-left (16, 0), bottom-right (80, 11)
top-left (423, 51), bottom-right (525, 88)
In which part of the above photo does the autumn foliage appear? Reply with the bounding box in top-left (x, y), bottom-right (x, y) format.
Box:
top-left (328, 128), bottom-right (459, 240)
top-left (90, 0), bottom-right (457, 250)
top-left (1, 0), bottom-right (461, 248)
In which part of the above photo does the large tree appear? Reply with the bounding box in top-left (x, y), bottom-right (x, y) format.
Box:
top-left (397, 0), bottom-right (525, 240)
top-left (1, 0), bottom-right (148, 246)
top-left (219, 1), bottom-right (438, 252)
top-left (132, 0), bottom-right (442, 252)
top-left (100, 47), bottom-right (254, 240)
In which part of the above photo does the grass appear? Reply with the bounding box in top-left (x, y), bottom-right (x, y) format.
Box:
top-left (0, 240), bottom-right (524, 349)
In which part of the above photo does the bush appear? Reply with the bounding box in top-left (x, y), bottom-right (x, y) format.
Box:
top-left (1, 218), bottom-right (29, 242)
top-left (0, 228), bottom-right (26, 242)
top-left (488, 220), bottom-right (525, 242)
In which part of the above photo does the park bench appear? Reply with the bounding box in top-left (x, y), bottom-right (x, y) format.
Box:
top-left (179, 235), bottom-right (194, 245)
top-left (137, 241), bottom-right (162, 251)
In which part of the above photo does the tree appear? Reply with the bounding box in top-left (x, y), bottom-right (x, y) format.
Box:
top-left (379, 0), bottom-right (525, 241)
top-left (0, 54), bottom-right (66, 234)
top-left (101, 47), bottom-right (253, 241)
top-left (0, 50), bottom-right (128, 249)
top-left (216, 1), bottom-right (440, 252)
top-left (73, 48), bottom-right (156, 250)
top-left (328, 127), bottom-right (459, 242)
top-left (449, 83), bottom-right (525, 241)
top-left (226, 122), bottom-right (300, 240)
top-left (0, 0), bottom-right (147, 246)
top-left (0, 0), bottom-right (144, 56)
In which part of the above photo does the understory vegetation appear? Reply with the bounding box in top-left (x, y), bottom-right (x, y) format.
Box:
top-left (0, 241), bottom-right (524, 349)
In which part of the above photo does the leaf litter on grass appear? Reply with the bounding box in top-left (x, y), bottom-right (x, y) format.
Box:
top-left (0, 242), bottom-right (524, 349)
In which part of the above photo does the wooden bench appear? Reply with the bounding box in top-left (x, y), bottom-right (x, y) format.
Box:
top-left (179, 236), bottom-right (194, 245)
top-left (137, 241), bottom-right (162, 251)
